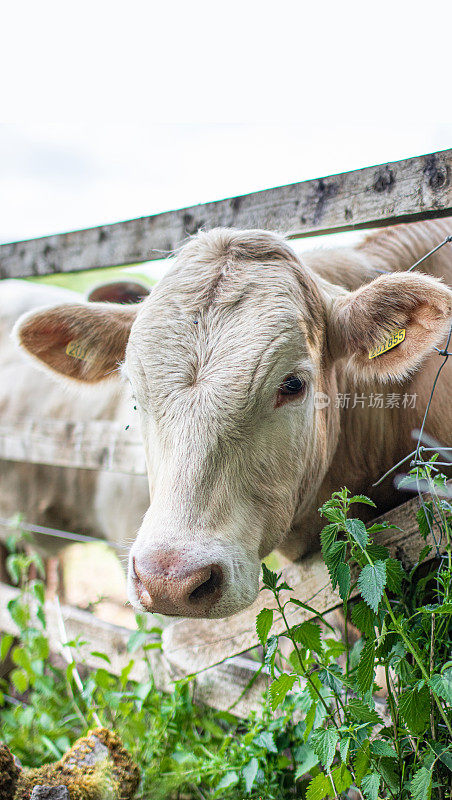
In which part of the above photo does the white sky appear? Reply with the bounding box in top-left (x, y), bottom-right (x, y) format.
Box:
top-left (1, 0), bottom-right (451, 260)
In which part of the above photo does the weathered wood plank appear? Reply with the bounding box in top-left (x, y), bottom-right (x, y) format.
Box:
top-left (0, 418), bottom-right (146, 475)
top-left (1, 150), bottom-right (451, 278)
top-left (163, 490), bottom-right (447, 673)
top-left (0, 583), bottom-right (267, 717)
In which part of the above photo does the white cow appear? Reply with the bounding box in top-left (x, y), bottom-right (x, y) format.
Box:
top-left (0, 280), bottom-right (150, 556)
top-left (13, 220), bottom-right (452, 618)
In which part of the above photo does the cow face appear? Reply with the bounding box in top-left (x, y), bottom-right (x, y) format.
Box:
top-left (15, 229), bottom-right (452, 617)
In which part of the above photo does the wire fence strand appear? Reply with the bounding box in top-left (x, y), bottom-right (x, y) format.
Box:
top-left (372, 234), bottom-right (452, 558)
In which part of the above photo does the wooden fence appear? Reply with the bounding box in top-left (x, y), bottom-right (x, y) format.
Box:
top-left (0, 148), bottom-right (451, 717)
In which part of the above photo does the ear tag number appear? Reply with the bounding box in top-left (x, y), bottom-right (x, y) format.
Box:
top-left (368, 328), bottom-right (406, 360)
top-left (66, 340), bottom-right (94, 363)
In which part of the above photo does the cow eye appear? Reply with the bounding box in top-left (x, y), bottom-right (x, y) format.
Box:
top-left (276, 375), bottom-right (307, 407)
top-left (279, 375), bottom-right (306, 396)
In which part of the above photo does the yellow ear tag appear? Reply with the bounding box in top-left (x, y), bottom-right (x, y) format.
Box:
top-left (65, 340), bottom-right (94, 363)
top-left (368, 328), bottom-right (406, 360)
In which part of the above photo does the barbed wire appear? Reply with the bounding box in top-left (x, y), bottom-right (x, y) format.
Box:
top-left (373, 234), bottom-right (452, 559)
top-left (0, 516), bottom-right (124, 551)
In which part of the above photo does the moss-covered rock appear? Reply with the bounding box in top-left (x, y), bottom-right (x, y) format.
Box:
top-left (4, 728), bottom-right (139, 800)
top-left (0, 741), bottom-right (21, 799)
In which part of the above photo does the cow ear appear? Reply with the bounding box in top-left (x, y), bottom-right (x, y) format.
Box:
top-left (327, 271), bottom-right (452, 381)
top-left (87, 280), bottom-right (150, 305)
top-left (14, 302), bottom-right (138, 383)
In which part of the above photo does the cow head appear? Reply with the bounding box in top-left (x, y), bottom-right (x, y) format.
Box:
top-left (15, 229), bottom-right (452, 617)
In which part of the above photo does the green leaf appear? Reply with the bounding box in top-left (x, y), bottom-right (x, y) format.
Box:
top-left (431, 743), bottom-right (452, 772)
top-left (292, 621), bottom-right (322, 654)
top-left (354, 739), bottom-right (370, 785)
top-left (357, 638), bottom-right (376, 694)
top-left (261, 562), bottom-right (278, 590)
top-left (348, 699), bottom-right (381, 725)
top-left (399, 684), bottom-right (430, 735)
top-left (351, 601), bottom-right (377, 638)
top-left (0, 633), bottom-right (13, 662)
top-left (416, 544), bottom-right (432, 566)
top-left (325, 541), bottom-right (347, 589)
top-left (12, 646), bottom-right (33, 673)
top-left (311, 726), bottom-right (340, 770)
top-left (367, 521), bottom-right (397, 534)
top-left (338, 739), bottom-right (352, 771)
top-left (254, 730), bottom-right (278, 753)
top-left (358, 560), bottom-right (387, 613)
top-left (306, 772), bottom-right (331, 800)
top-left (346, 518), bottom-right (369, 549)
top-left (385, 558), bottom-right (405, 594)
top-left (11, 667), bottom-right (29, 693)
top-left (366, 544), bottom-right (390, 561)
top-left (370, 740), bottom-right (397, 759)
top-left (319, 499), bottom-right (345, 525)
top-left (303, 701), bottom-right (317, 740)
top-left (269, 673), bottom-right (297, 711)
top-left (256, 608), bottom-right (273, 646)
top-left (42, 735), bottom-right (62, 760)
top-left (349, 494), bottom-right (376, 507)
top-left (288, 599), bottom-right (335, 631)
top-left (410, 765), bottom-right (432, 800)
top-left (318, 663), bottom-right (345, 694)
top-left (320, 523), bottom-right (339, 556)
top-left (90, 651), bottom-right (111, 664)
top-left (264, 635), bottom-right (278, 674)
top-left (32, 634), bottom-right (49, 659)
top-left (242, 757), bottom-right (258, 792)
top-left (378, 757), bottom-right (399, 795)
top-left (416, 503), bottom-right (434, 540)
top-left (32, 581), bottom-right (45, 605)
top-left (120, 660), bottom-right (134, 686)
top-left (323, 638), bottom-right (345, 658)
top-left (336, 562), bottom-right (350, 601)
top-left (429, 668), bottom-right (452, 704)
top-left (361, 772), bottom-right (380, 800)
top-left (127, 630), bottom-right (150, 653)
top-left (216, 771), bottom-right (239, 790)
top-left (331, 763), bottom-right (353, 793)
top-left (94, 667), bottom-right (113, 689)
top-left (293, 744), bottom-right (319, 779)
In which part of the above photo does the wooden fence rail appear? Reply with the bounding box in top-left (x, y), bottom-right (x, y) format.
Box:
top-left (0, 419), bottom-right (146, 475)
top-left (0, 149), bottom-right (451, 279)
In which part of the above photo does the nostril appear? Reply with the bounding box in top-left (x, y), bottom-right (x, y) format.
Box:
top-left (189, 565), bottom-right (223, 604)
top-left (132, 557), bottom-right (151, 605)
top-left (132, 557), bottom-right (144, 590)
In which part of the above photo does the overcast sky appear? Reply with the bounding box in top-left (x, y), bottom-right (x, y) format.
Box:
top-left (1, 0), bottom-right (451, 247)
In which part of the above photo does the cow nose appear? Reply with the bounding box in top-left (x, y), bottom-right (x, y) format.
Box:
top-left (131, 552), bottom-right (223, 616)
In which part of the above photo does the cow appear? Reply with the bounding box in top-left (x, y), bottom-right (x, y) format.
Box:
top-left (0, 280), bottom-right (150, 556)
top-left (13, 220), bottom-right (452, 619)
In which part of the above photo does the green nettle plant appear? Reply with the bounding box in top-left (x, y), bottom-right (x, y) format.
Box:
top-left (0, 459), bottom-right (451, 799)
top-left (0, 525), bottom-right (319, 799)
top-left (256, 462), bottom-right (452, 800)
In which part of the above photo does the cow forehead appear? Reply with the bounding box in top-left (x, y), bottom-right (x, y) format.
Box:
top-left (127, 301), bottom-right (309, 405)
top-left (129, 287), bottom-right (312, 375)
top-left (126, 228), bottom-right (324, 403)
